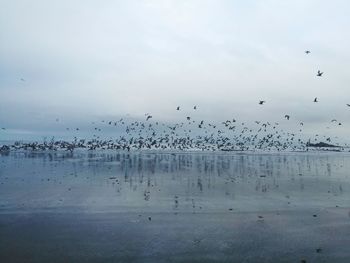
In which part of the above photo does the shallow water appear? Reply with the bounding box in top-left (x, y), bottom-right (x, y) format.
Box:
top-left (1, 151), bottom-right (350, 262)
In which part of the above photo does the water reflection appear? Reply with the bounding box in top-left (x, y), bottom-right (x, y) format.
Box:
top-left (0, 151), bottom-right (349, 213)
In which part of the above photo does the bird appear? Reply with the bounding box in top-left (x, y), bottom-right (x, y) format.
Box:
top-left (305, 50), bottom-right (311, 54)
top-left (314, 97), bottom-right (318, 103)
top-left (346, 104), bottom-right (350, 107)
top-left (259, 100), bottom-right (266, 105)
top-left (176, 106), bottom-right (180, 111)
top-left (284, 115), bottom-right (290, 120)
top-left (146, 115), bottom-right (152, 121)
top-left (317, 70), bottom-right (323, 77)
top-left (20, 78), bottom-right (25, 82)
top-left (194, 106), bottom-right (197, 110)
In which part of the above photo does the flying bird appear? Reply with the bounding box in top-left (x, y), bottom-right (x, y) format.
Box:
top-left (305, 50), bottom-right (311, 54)
top-left (176, 106), bottom-right (180, 111)
top-left (194, 106), bottom-right (197, 110)
top-left (317, 70), bottom-right (323, 77)
top-left (284, 115), bottom-right (290, 120)
top-left (314, 97), bottom-right (318, 102)
top-left (146, 115), bottom-right (152, 121)
top-left (259, 100), bottom-right (266, 105)
top-left (346, 104), bottom-right (350, 107)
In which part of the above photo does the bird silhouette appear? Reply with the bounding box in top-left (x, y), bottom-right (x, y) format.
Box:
top-left (284, 115), bottom-right (290, 120)
top-left (314, 97), bottom-right (318, 102)
top-left (259, 100), bottom-right (266, 105)
top-left (305, 50), bottom-right (311, 54)
top-left (317, 70), bottom-right (323, 77)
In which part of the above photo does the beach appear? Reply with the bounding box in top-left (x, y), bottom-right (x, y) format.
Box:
top-left (1, 151), bottom-right (350, 262)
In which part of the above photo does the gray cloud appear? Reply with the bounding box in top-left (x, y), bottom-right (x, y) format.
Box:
top-left (1, 0), bottom-right (350, 141)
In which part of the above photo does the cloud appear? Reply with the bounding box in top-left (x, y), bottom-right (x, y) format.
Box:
top-left (1, 0), bottom-right (350, 141)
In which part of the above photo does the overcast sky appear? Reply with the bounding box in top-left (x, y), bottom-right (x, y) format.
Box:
top-left (1, 0), bottom-right (350, 140)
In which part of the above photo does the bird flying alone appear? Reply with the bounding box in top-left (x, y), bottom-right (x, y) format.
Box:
top-left (259, 100), bottom-right (266, 105)
top-left (305, 50), bottom-right (311, 54)
top-left (284, 115), bottom-right (290, 120)
top-left (314, 97), bottom-right (318, 102)
top-left (317, 70), bottom-right (323, 77)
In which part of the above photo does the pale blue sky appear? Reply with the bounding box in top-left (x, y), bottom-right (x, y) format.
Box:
top-left (1, 0), bottom-right (350, 140)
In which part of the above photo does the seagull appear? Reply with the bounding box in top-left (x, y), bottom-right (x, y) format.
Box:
top-left (194, 106), bottom-right (197, 110)
top-left (284, 115), bottom-right (290, 120)
top-left (176, 106), bottom-right (180, 111)
top-left (331, 119), bottom-right (337, 123)
top-left (305, 50), bottom-right (311, 54)
top-left (146, 115), bottom-right (152, 121)
top-left (317, 70), bottom-right (323, 77)
top-left (259, 100), bottom-right (266, 105)
top-left (314, 97), bottom-right (318, 102)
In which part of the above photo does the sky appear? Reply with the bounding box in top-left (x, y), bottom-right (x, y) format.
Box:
top-left (0, 0), bottom-right (350, 141)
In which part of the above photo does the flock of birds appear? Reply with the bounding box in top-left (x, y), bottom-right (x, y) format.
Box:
top-left (1, 50), bottom-right (349, 153)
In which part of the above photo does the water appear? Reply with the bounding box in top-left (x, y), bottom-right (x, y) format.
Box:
top-left (1, 151), bottom-right (350, 262)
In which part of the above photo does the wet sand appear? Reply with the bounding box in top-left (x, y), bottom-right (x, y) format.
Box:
top-left (1, 151), bottom-right (350, 262)
top-left (1, 209), bottom-right (350, 263)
